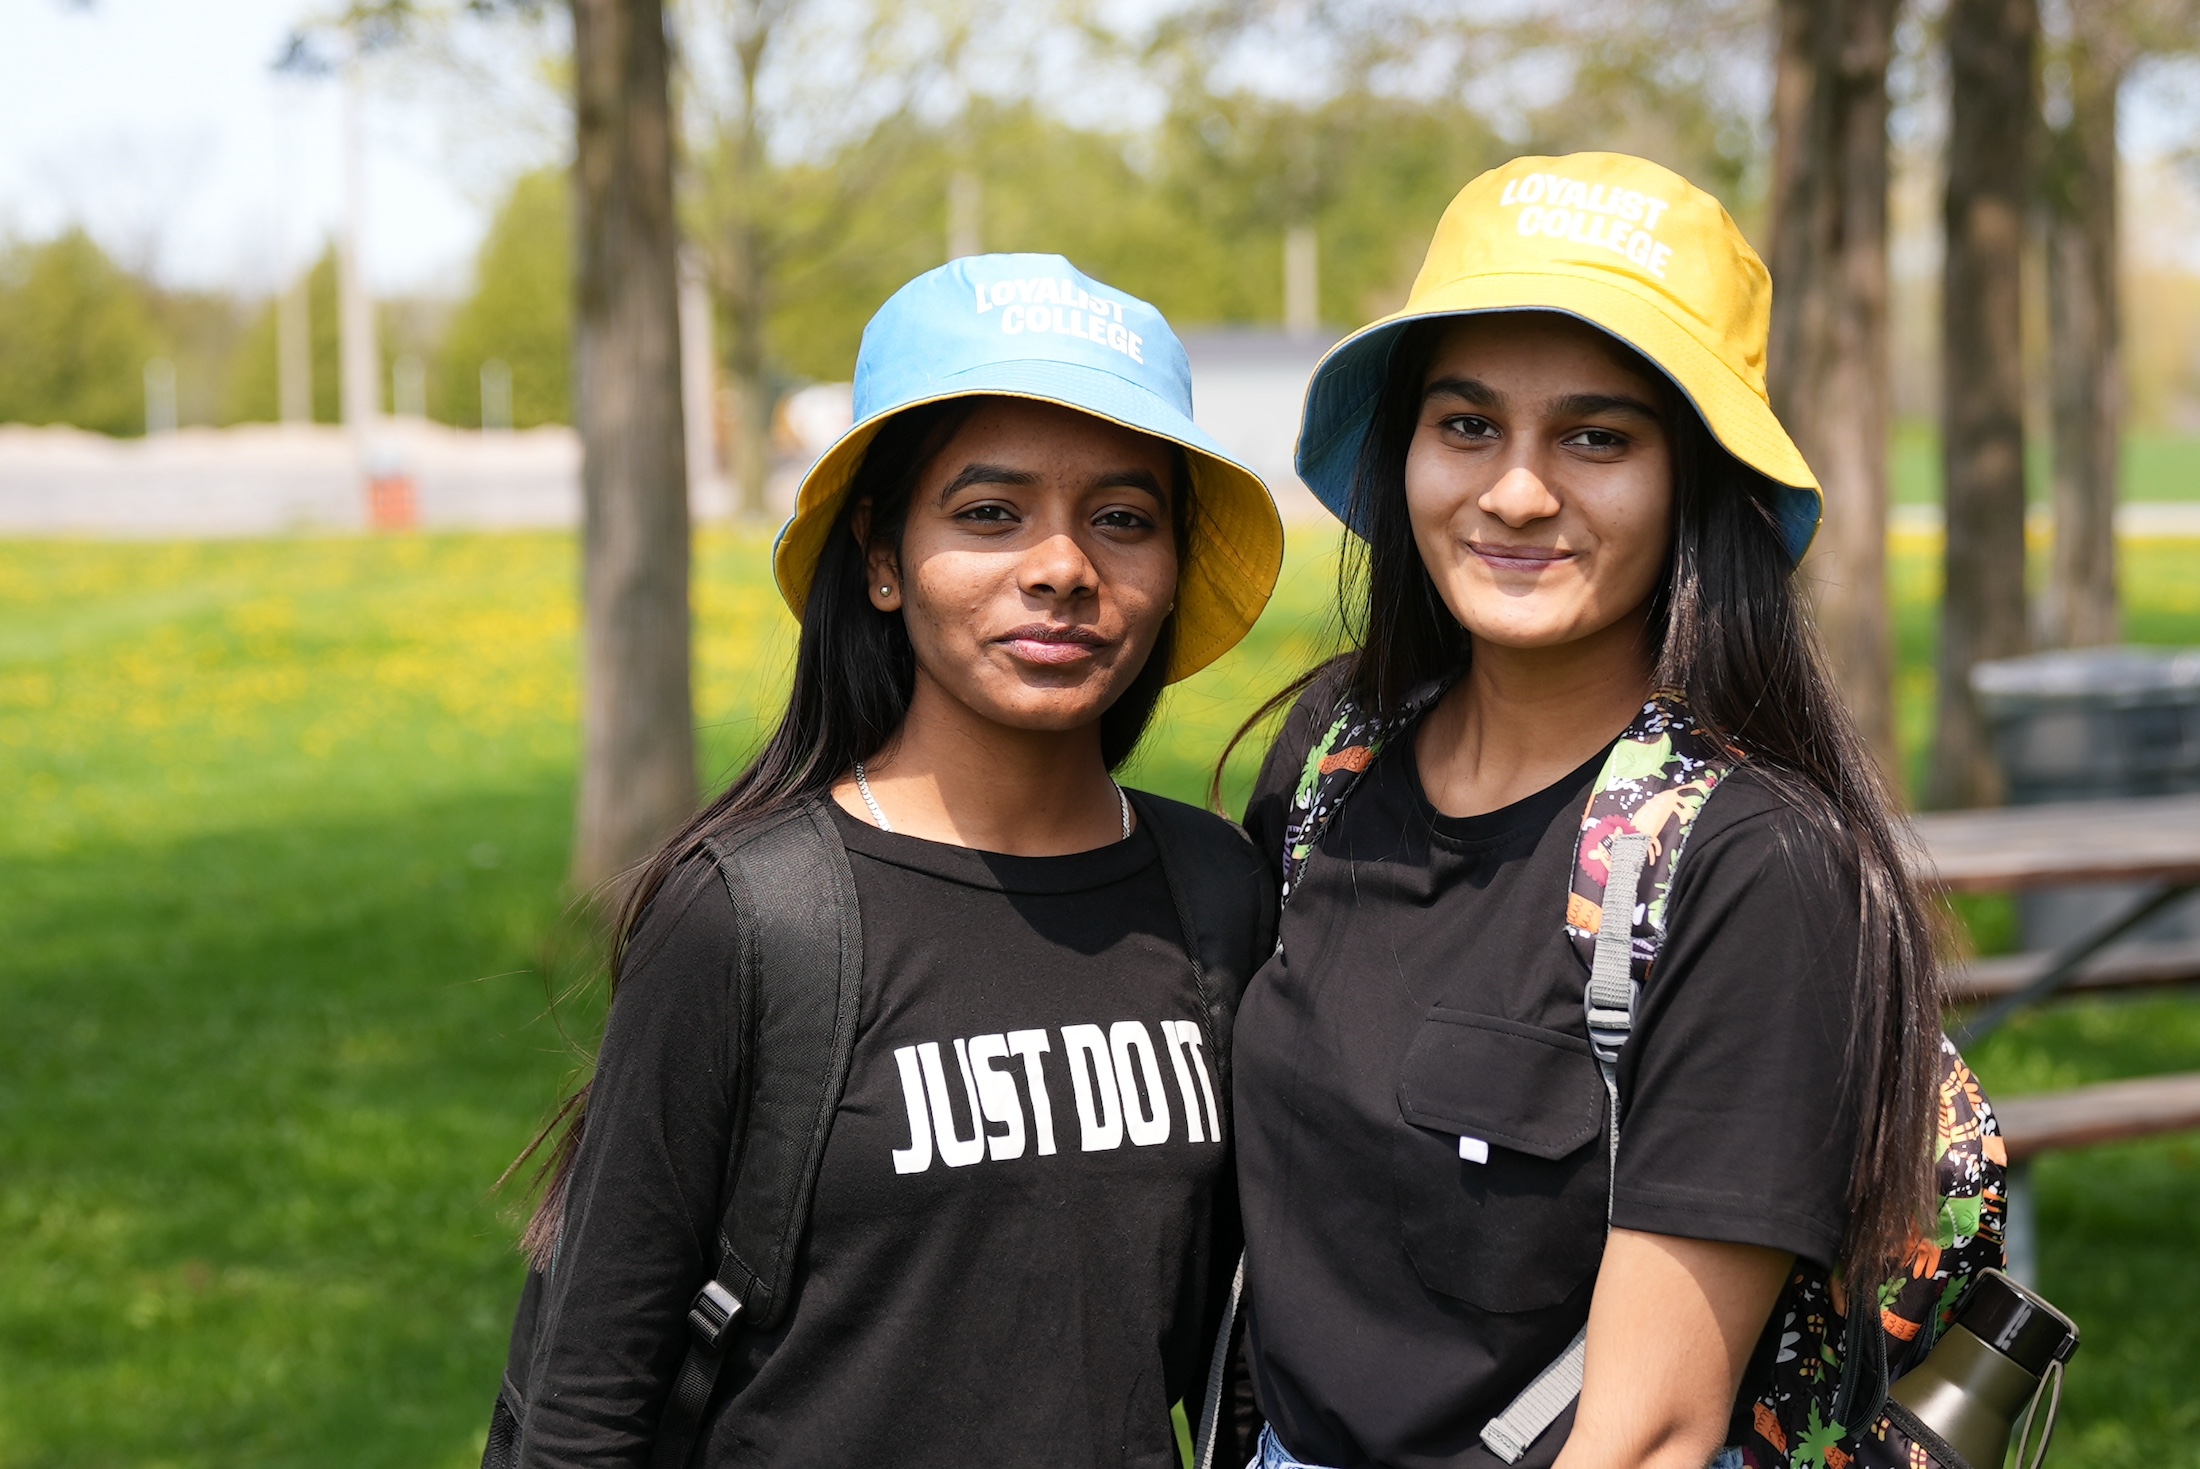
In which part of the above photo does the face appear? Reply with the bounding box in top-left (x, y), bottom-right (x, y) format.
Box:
top-left (1403, 313), bottom-right (1675, 652)
top-left (865, 398), bottom-right (1180, 735)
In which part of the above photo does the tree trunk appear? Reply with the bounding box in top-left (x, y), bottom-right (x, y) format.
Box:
top-left (1929, 0), bottom-right (2036, 809)
top-left (570, 0), bottom-right (696, 893)
top-left (2041, 34), bottom-right (2122, 648)
top-left (1767, 0), bottom-right (1898, 780)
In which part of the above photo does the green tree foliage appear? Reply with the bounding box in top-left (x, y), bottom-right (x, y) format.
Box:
top-left (222, 246), bottom-right (342, 424)
top-left (435, 167), bottom-right (570, 427)
top-left (749, 96), bottom-right (1504, 387)
top-left (0, 230), bottom-right (165, 436)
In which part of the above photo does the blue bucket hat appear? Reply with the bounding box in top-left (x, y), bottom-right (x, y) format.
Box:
top-left (774, 253), bottom-right (1284, 681)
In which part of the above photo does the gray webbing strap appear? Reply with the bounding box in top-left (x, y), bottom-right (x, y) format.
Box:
top-left (1193, 1253), bottom-right (1245, 1469)
top-left (1478, 833), bottom-right (1649, 1464)
top-left (1479, 1328), bottom-right (1589, 1464)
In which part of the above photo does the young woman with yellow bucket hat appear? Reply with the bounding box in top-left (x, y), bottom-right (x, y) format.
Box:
top-left (488, 254), bottom-right (1283, 1467)
top-left (1221, 156), bottom-right (1982, 1469)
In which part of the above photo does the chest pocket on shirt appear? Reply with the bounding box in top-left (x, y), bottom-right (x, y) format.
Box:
top-left (1391, 1007), bottom-right (1610, 1314)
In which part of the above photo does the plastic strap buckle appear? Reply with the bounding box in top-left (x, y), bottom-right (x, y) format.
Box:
top-left (686, 1280), bottom-right (742, 1350)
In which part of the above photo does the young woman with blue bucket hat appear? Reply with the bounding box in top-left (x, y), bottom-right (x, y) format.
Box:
top-left (486, 255), bottom-right (1283, 1468)
top-left (1217, 155), bottom-right (2002, 1469)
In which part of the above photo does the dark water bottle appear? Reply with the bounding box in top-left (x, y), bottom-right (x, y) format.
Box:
top-left (1885, 1269), bottom-right (2080, 1469)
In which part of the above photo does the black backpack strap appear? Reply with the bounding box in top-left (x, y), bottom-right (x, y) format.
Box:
top-left (651, 800), bottom-right (864, 1469)
top-left (1127, 791), bottom-right (1274, 1469)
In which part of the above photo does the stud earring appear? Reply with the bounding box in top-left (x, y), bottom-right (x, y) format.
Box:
top-left (880, 586), bottom-right (894, 597)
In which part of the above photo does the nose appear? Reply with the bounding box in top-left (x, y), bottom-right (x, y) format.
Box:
top-left (1477, 463), bottom-right (1562, 528)
top-left (1019, 531), bottom-right (1098, 603)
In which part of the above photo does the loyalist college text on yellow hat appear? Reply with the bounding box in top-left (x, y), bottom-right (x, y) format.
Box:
top-left (1296, 151), bottom-right (1824, 562)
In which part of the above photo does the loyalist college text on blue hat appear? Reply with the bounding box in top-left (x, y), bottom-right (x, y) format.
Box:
top-left (853, 254), bottom-right (1196, 438)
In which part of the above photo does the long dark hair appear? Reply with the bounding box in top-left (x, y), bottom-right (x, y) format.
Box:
top-left (1226, 317), bottom-right (1941, 1287)
top-left (511, 396), bottom-right (1192, 1266)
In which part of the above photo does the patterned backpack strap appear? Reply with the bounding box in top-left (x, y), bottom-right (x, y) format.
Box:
top-left (1278, 678), bottom-right (1444, 904)
top-left (1565, 695), bottom-right (1736, 986)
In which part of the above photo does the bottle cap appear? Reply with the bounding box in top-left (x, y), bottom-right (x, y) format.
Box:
top-left (1957, 1269), bottom-right (2081, 1375)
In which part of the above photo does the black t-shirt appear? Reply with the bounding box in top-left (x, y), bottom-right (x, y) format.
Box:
top-left (520, 799), bottom-right (1259, 1469)
top-left (1234, 677), bottom-right (1864, 1469)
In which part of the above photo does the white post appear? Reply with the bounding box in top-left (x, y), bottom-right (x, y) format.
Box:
top-left (480, 359), bottom-right (513, 432)
top-left (948, 168), bottom-right (983, 261)
top-left (1285, 223), bottom-right (1319, 338)
top-left (338, 62), bottom-right (380, 439)
top-left (678, 249), bottom-right (726, 519)
top-left (144, 358), bottom-right (178, 436)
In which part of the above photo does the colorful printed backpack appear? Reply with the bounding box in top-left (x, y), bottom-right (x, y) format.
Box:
top-left (1279, 685), bottom-right (2009, 1469)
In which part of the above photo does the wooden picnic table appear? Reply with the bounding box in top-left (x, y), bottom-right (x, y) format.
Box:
top-left (1906, 790), bottom-right (2200, 892)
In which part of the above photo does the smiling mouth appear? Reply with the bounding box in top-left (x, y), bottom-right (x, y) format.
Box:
top-left (997, 624), bottom-right (1110, 665)
top-left (1470, 542), bottom-right (1574, 572)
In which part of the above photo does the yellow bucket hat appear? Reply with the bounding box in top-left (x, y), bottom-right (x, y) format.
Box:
top-left (774, 254), bottom-right (1283, 682)
top-left (1295, 152), bottom-right (1823, 561)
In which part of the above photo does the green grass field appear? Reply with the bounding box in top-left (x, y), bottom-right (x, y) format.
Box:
top-left (2, 529), bottom-right (2195, 1467)
top-left (1891, 424), bottom-right (2200, 504)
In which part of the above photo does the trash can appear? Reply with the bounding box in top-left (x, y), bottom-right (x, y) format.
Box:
top-left (1971, 646), bottom-right (2200, 947)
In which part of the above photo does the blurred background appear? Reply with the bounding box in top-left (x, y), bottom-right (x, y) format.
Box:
top-left (3, 0), bottom-right (2198, 1464)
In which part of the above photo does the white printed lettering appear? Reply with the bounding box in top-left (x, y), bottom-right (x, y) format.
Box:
top-left (1035, 278), bottom-right (1060, 305)
top-left (1107, 321), bottom-right (1128, 351)
top-left (1648, 241), bottom-right (1673, 278)
top-left (1110, 1021), bottom-right (1171, 1147)
top-left (1558, 178), bottom-right (1588, 208)
top-left (1517, 204), bottom-right (1545, 236)
top-left (891, 1045), bottom-right (933, 1174)
top-left (1500, 176), bottom-right (1520, 206)
top-left (919, 1040), bottom-right (987, 1168)
top-left (974, 283), bottom-right (993, 314)
top-left (1181, 1025), bottom-right (1219, 1140)
top-left (1518, 173), bottom-right (1547, 204)
top-left (1626, 229), bottom-right (1655, 266)
top-left (1126, 332), bottom-right (1143, 364)
top-left (1012, 278), bottom-right (1037, 303)
top-left (1061, 1023), bottom-right (1123, 1151)
top-left (1644, 197), bottom-right (1670, 230)
top-left (1619, 189), bottom-right (1645, 223)
top-left (1161, 1021), bottom-right (1207, 1144)
top-left (1001, 305), bottom-right (1025, 334)
top-left (968, 1032), bottom-right (1025, 1162)
top-left (1007, 1028), bottom-right (1058, 1156)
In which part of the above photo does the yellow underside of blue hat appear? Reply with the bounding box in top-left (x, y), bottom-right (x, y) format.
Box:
top-left (774, 391), bottom-right (1284, 684)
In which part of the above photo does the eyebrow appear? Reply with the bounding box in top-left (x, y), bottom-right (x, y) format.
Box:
top-left (938, 462), bottom-right (1041, 504)
top-left (1549, 392), bottom-right (1662, 423)
top-left (1424, 378), bottom-right (1661, 424)
top-left (1423, 376), bottom-right (1503, 409)
top-left (1091, 468), bottom-right (1167, 500)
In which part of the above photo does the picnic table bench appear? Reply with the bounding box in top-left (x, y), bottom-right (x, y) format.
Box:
top-left (1909, 792), bottom-right (2200, 1282)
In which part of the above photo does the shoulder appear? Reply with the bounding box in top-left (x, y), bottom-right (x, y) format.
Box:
top-left (1132, 789), bottom-right (1261, 869)
top-left (617, 847), bottom-right (743, 990)
top-left (1663, 763), bottom-right (1862, 940)
top-left (1127, 789), bottom-right (1278, 989)
top-left (1687, 764), bottom-right (1858, 876)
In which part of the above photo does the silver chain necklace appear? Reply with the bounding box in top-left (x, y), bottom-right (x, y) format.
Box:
top-left (853, 762), bottom-right (1131, 841)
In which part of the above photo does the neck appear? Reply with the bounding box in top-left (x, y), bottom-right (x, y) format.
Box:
top-left (1414, 607), bottom-right (1655, 819)
top-left (834, 671), bottom-right (1125, 856)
